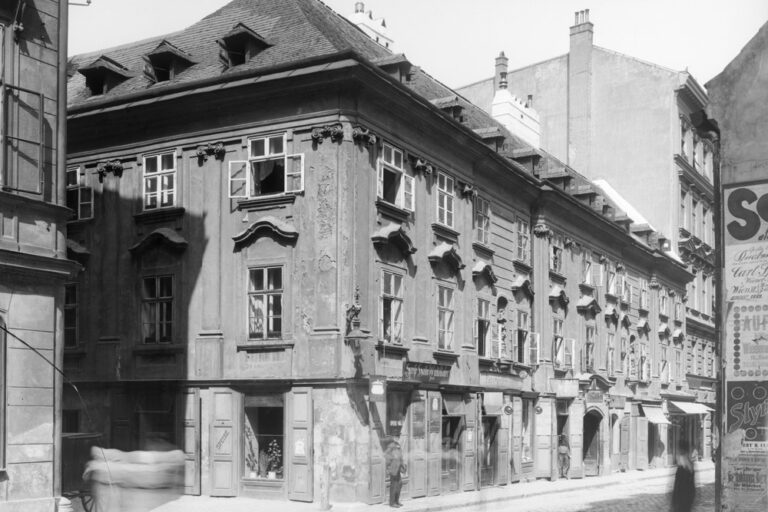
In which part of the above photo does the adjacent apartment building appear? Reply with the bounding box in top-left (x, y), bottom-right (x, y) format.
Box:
top-left (62, 0), bottom-right (704, 506)
top-left (0, 1), bottom-right (76, 511)
top-left (459, 9), bottom-right (719, 464)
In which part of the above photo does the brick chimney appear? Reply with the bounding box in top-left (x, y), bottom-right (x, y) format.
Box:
top-left (494, 51), bottom-right (508, 91)
top-left (568, 9), bottom-right (594, 172)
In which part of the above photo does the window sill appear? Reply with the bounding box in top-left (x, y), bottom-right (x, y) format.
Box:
top-left (604, 292), bottom-right (618, 302)
top-left (514, 260), bottom-right (533, 274)
top-left (638, 306), bottom-right (650, 315)
top-left (432, 222), bottom-right (459, 242)
top-left (549, 269), bottom-right (566, 284)
top-left (134, 206), bottom-right (185, 224)
top-left (472, 241), bottom-right (494, 257)
top-left (433, 350), bottom-right (460, 362)
top-left (478, 356), bottom-right (497, 369)
top-left (512, 362), bottom-right (533, 372)
top-left (67, 217), bottom-right (94, 227)
top-left (376, 341), bottom-right (409, 356)
top-left (375, 199), bottom-right (411, 223)
top-left (238, 194), bottom-right (297, 211)
top-left (237, 340), bottom-right (295, 351)
top-left (132, 344), bottom-right (185, 354)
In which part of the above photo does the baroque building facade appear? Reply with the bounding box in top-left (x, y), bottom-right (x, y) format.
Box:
top-left (63, 0), bottom-right (704, 506)
top-left (458, 9), bottom-right (719, 467)
top-left (0, 1), bottom-right (76, 511)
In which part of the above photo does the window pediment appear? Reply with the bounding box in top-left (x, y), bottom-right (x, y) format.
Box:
top-left (636, 318), bottom-right (651, 334)
top-left (549, 285), bottom-right (569, 307)
top-left (576, 296), bottom-right (601, 315)
top-left (371, 223), bottom-right (416, 257)
top-left (233, 216), bottom-right (298, 249)
top-left (511, 275), bottom-right (534, 298)
top-left (472, 261), bottom-right (498, 285)
top-left (129, 227), bottom-right (188, 255)
top-left (603, 304), bottom-right (619, 322)
top-left (428, 242), bottom-right (464, 272)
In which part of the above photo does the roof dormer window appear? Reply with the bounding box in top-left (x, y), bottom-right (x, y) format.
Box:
top-left (217, 23), bottom-right (270, 69)
top-left (143, 40), bottom-right (195, 84)
top-left (77, 55), bottom-right (131, 96)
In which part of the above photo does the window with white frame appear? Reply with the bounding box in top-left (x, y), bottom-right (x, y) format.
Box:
top-left (143, 152), bottom-right (176, 210)
top-left (550, 237), bottom-right (563, 273)
top-left (248, 266), bottom-right (283, 340)
top-left (553, 318), bottom-right (564, 367)
top-left (639, 279), bottom-right (649, 310)
top-left (380, 270), bottom-right (404, 344)
top-left (0, 315), bottom-right (5, 470)
top-left (64, 284), bottom-right (78, 348)
top-left (476, 298), bottom-right (491, 356)
top-left (607, 332), bottom-right (615, 377)
top-left (437, 285), bottom-right (454, 350)
top-left (594, 258), bottom-right (604, 288)
top-left (496, 297), bottom-right (510, 360)
top-left (517, 218), bottom-right (530, 262)
top-left (607, 269), bottom-right (617, 296)
top-left (583, 256), bottom-right (593, 285)
top-left (437, 172), bottom-right (455, 228)
top-left (675, 299), bottom-right (682, 322)
top-left (640, 344), bottom-right (650, 381)
top-left (377, 143), bottom-right (414, 211)
top-left (692, 198), bottom-right (698, 238)
top-left (474, 196), bottom-right (491, 246)
top-left (702, 206), bottom-right (709, 244)
top-left (229, 134), bottom-right (304, 199)
top-left (661, 342), bottom-right (669, 381)
top-left (660, 290), bottom-right (668, 317)
top-left (675, 348), bottom-right (682, 382)
top-left (620, 328), bottom-right (629, 374)
top-left (621, 275), bottom-right (632, 304)
top-left (514, 310), bottom-right (530, 364)
top-left (681, 123), bottom-right (688, 159)
top-left (142, 275), bottom-right (174, 343)
top-left (584, 325), bottom-right (595, 372)
top-left (701, 275), bottom-right (708, 315)
top-left (680, 190), bottom-right (687, 230)
top-left (691, 277), bottom-right (698, 311)
top-left (66, 166), bottom-right (93, 220)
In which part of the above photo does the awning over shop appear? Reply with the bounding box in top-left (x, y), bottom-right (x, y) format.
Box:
top-left (641, 405), bottom-right (670, 424)
top-left (669, 401), bottom-right (714, 415)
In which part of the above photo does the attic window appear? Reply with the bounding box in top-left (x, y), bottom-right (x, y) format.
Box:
top-left (218, 23), bottom-right (270, 69)
top-left (144, 40), bottom-right (195, 84)
top-left (78, 55), bottom-right (132, 96)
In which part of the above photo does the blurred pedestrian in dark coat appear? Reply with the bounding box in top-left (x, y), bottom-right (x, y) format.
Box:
top-left (671, 439), bottom-right (695, 512)
top-left (384, 439), bottom-right (406, 508)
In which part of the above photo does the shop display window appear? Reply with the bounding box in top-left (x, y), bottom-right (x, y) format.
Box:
top-left (244, 396), bottom-right (284, 480)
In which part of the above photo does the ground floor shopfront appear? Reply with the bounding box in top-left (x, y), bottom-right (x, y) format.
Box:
top-left (62, 380), bottom-right (716, 505)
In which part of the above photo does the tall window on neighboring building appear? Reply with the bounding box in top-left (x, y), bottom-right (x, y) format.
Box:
top-left (380, 270), bottom-right (403, 344)
top-left (437, 285), bottom-right (454, 350)
top-left (620, 328), bottom-right (629, 375)
top-left (582, 256), bottom-right (593, 285)
top-left (639, 279), bottom-right (649, 310)
top-left (661, 343), bottom-right (669, 382)
top-left (142, 275), bottom-right (173, 344)
top-left (607, 332), bottom-right (615, 377)
top-left (553, 318), bottom-right (564, 367)
top-left (660, 290), bottom-right (668, 317)
top-left (521, 399), bottom-right (534, 463)
top-left (701, 275), bottom-right (708, 315)
top-left (378, 143), bottom-right (414, 211)
top-left (517, 218), bottom-right (530, 262)
top-left (143, 152), bottom-right (176, 210)
top-left (437, 172), bottom-right (455, 228)
top-left (584, 325), bottom-right (595, 372)
top-left (681, 123), bottom-right (688, 159)
top-left (691, 277), bottom-right (698, 312)
top-left (607, 269), bottom-right (617, 296)
top-left (550, 236), bottom-right (563, 273)
top-left (514, 310), bottom-right (531, 364)
top-left (702, 206), bottom-right (709, 244)
top-left (66, 167), bottom-right (93, 220)
top-left (691, 199), bottom-right (698, 238)
top-left (675, 349), bottom-right (682, 382)
top-left (64, 284), bottom-right (78, 348)
top-left (476, 298), bottom-right (491, 357)
top-left (474, 196), bottom-right (491, 246)
top-left (248, 267), bottom-right (282, 340)
top-left (0, 315), bottom-right (6, 469)
top-left (680, 190), bottom-right (687, 230)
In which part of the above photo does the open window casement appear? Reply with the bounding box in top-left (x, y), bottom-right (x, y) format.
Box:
top-left (515, 329), bottom-right (527, 363)
top-left (377, 160), bottom-right (415, 211)
top-left (285, 153), bottom-right (304, 193)
top-left (529, 332), bottom-right (540, 365)
top-left (553, 335), bottom-right (564, 367)
top-left (228, 161), bottom-right (249, 198)
top-left (565, 338), bottom-right (575, 369)
top-left (401, 173), bottom-right (414, 211)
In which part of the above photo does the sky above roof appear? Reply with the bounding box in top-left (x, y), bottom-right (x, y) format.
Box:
top-left (69, 0), bottom-right (767, 89)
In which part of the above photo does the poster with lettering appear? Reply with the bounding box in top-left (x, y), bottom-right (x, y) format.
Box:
top-left (723, 181), bottom-right (768, 512)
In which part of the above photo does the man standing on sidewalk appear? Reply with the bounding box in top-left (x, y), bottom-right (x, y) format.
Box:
top-left (558, 435), bottom-right (571, 479)
top-left (385, 439), bottom-right (406, 508)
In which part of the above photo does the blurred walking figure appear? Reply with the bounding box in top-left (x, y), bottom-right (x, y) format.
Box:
top-left (557, 435), bottom-right (571, 479)
top-left (384, 439), bottom-right (406, 508)
top-left (671, 439), bottom-right (696, 512)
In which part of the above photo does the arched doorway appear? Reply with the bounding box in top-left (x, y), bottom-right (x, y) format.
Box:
top-left (583, 409), bottom-right (603, 476)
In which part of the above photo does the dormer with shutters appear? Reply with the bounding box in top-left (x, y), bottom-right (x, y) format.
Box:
top-left (218, 23), bottom-right (270, 69)
top-left (78, 55), bottom-right (132, 96)
top-left (143, 40), bottom-right (196, 84)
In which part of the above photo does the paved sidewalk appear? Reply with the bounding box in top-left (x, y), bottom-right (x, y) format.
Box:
top-left (72, 462), bottom-right (715, 512)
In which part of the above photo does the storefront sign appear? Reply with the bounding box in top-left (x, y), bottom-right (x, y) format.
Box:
top-left (369, 377), bottom-right (386, 403)
top-left (723, 182), bottom-right (768, 512)
top-left (403, 362), bottom-right (451, 383)
top-left (586, 390), bottom-right (604, 403)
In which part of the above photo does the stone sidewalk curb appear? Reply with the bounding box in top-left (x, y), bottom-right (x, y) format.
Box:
top-left (349, 464), bottom-right (716, 512)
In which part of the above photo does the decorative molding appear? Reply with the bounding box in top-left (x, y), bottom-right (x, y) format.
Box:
top-left (233, 216), bottom-right (298, 248)
top-left (133, 206), bottom-right (186, 225)
top-left (616, 262), bottom-right (625, 272)
top-left (345, 286), bottom-right (363, 336)
top-left (533, 222), bottom-right (552, 239)
top-left (598, 254), bottom-right (607, 264)
top-left (196, 142), bottom-right (226, 161)
top-left (412, 157), bottom-right (435, 175)
top-left (459, 181), bottom-right (478, 198)
top-left (472, 261), bottom-right (498, 285)
top-left (376, 199), bottom-right (411, 224)
top-left (431, 222), bottom-right (460, 243)
top-left (428, 242), bottom-right (465, 272)
top-left (371, 223), bottom-right (417, 257)
top-left (96, 160), bottom-right (124, 182)
top-left (129, 227), bottom-right (188, 255)
top-left (311, 123), bottom-right (344, 144)
top-left (649, 275), bottom-right (661, 289)
top-left (352, 125), bottom-right (377, 146)
top-left (563, 237), bottom-right (575, 249)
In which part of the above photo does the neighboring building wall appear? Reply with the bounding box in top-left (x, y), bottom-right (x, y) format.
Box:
top-left (0, 2), bottom-right (75, 511)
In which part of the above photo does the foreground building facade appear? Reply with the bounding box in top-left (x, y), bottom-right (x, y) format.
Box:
top-left (0, 1), bottom-right (76, 511)
top-left (64, 0), bottom-right (699, 505)
top-left (459, 10), bottom-right (719, 466)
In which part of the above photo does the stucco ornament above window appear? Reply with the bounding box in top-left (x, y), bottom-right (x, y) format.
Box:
top-left (428, 242), bottom-right (465, 272)
top-left (548, 285), bottom-right (569, 307)
top-left (603, 304), bottom-right (619, 322)
top-left (576, 296), bottom-right (602, 315)
top-left (619, 313), bottom-right (632, 329)
top-left (673, 329), bottom-right (685, 342)
top-left (658, 323), bottom-right (671, 337)
top-left (233, 216), bottom-right (298, 249)
top-left (129, 227), bottom-right (188, 255)
top-left (472, 261), bottom-right (498, 285)
top-left (636, 318), bottom-right (651, 335)
top-left (371, 223), bottom-right (416, 257)
top-left (510, 275), bottom-right (534, 298)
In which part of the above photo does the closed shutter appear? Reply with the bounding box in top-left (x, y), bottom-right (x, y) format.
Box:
top-left (534, 397), bottom-right (553, 478)
top-left (288, 387), bottom-right (313, 502)
top-left (177, 388), bottom-right (201, 495)
top-left (569, 399), bottom-right (584, 478)
top-left (427, 391), bottom-right (442, 496)
top-left (210, 388), bottom-right (239, 497)
top-left (409, 390), bottom-right (427, 498)
top-left (496, 397), bottom-right (510, 485)
top-left (462, 394), bottom-right (477, 491)
top-left (510, 396), bottom-right (522, 483)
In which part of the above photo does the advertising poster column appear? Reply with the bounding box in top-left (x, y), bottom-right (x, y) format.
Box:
top-left (722, 182), bottom-right (768, 512)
